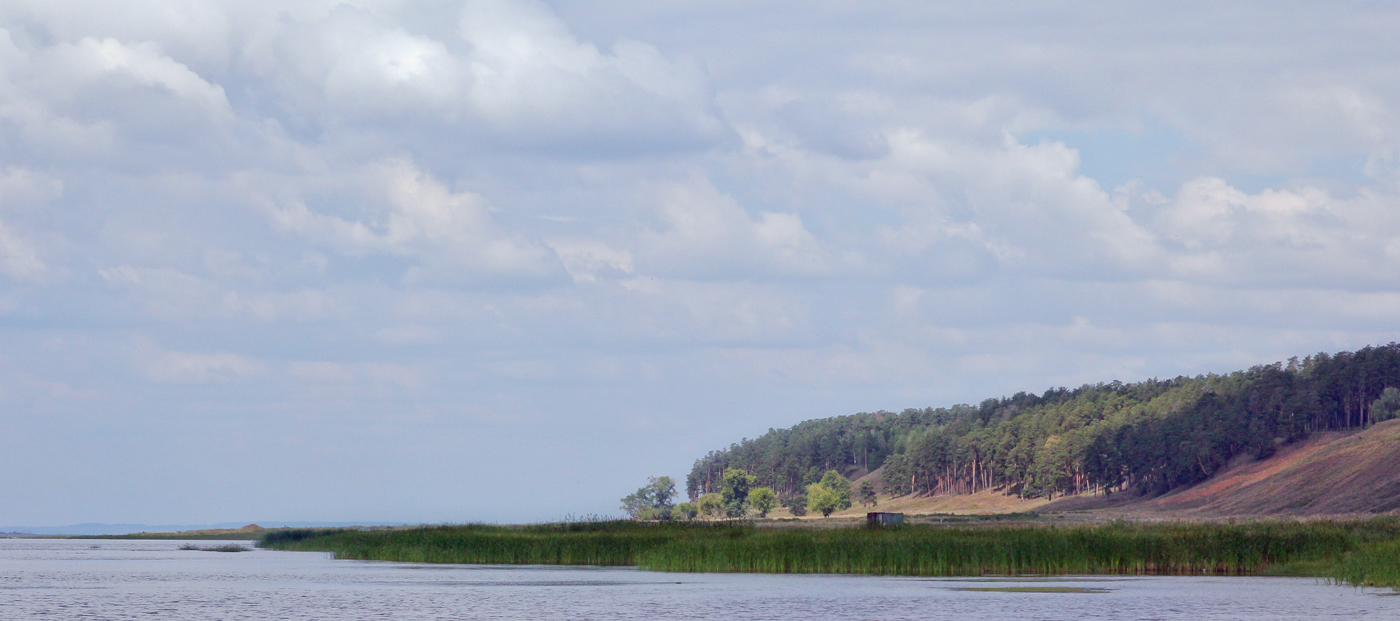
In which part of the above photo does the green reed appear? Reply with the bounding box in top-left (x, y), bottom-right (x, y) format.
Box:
top-left (259, 522), bottom-right (736, 566)
top-left (1332, 539), bottom-right (1400, 589)
top-left (637, 521), bottom-right (1373, 575)
top-left (258, 518), bottom-right (1400, 583)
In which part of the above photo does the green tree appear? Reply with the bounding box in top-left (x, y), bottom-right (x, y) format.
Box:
top-left (748, 487), bottom-right (777, 517)
top-left (818, 470), bottom-right (852, 510)
top-left (858, 480), bottom-right (878, 507)
top-left (806, 482), bottom-right (840, 517)
top-left (1371, 387), bottom-right (1400, 423)
top-left (697, 492), bottom-right (724, 519)
top-left (674, 502), bottom-right (699, 520)
top-left (620, 476), bottom-right (677, 520)
top-left (786, 493), bottom-right (808, 516)
top-left (721, 468), bottom-right (758, 517)
top-left (685, 344), bottom-right (1400, 511)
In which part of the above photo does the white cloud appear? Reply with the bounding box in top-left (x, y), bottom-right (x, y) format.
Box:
top-left (6, 1), bottom-right (1400, 524)
top-left (0, 166), bottom-right (63, 204)
top-left (452, 0), bottom-right (728, 149)
top-left (289, 360), bottom-right (421, 389)
top-left (146, 349), bottom-right (266, 384)
top-left (100, 265), bottom-right (333, 321)
top-left (0, 220), bottom-right (43, 280)
top-left (264, 158), bottom-right (559, 282)
top-left (548, 239), bottom-right (633, 284)
top-left (639, 178), bottom-right (831, 278)
top-left (52, 37), bottom-right (231, 115)
top-left (203, 0), bottom-right (734, 155)
top-left (1142, 177), bottom-right (1400, 288)
top-left (616, 277), bottom-right (809, 344)
top-left (810, 130), bottom-right (1160, 281)
top-left (0, 29), bottom-right (249, 167)
top-left (0, 166), bottom-right (58, 281)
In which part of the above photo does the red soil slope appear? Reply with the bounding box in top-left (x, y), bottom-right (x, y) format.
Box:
top-left (1142, 419), bottom-right (1400, 516)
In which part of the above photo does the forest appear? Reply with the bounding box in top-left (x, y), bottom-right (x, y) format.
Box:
top-left (686, 344), bottom-right (1400, 504)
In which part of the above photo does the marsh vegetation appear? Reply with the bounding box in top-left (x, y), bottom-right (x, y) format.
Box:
top-left (258, 517), bottom-right (1400, 587)
top-left (179, 543), bottom-right (251, 552)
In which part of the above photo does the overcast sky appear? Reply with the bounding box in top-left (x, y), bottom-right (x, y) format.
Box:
top-left (3, 0), bottom-right (1400, 526)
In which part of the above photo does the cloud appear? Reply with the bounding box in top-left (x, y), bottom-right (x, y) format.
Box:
top-left (0, 166), bottom-right (62, 204)
top-left (4, 1), bottom-right (1400, 525)
top-left (547, 239), bottom-right (633, 284)
top-left (0, 220), bottom-right (43, 280)
top-left (785, 129), bottom-right (1161, 282)
top-left (289, 360), bottom-right (421, 389)
top-left (0, 167), bottom-right (58, 281)
top-left (264, 158), bottom-right (561, 283)
top-left (222, 0), bottom-right (733, 156)
top-left (1146, 177), bottom-right (1400, 288)
top-left (639, 178), bottom-right (832, 278)
top-left (145, 349), bottom-right (265, 384)
top-left (52, 37), bottom-right (231, 114)
top-left (0, 29), bottom-right (246, 167)
top-left (100, 265), bottom-right (333, 322)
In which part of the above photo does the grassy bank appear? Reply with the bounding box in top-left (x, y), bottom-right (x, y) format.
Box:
top-left (259, 518), bottom-right (1400, 586)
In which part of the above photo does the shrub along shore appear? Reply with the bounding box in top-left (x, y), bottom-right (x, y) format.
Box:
top-left (258, 518), bottom-right (1400, 588)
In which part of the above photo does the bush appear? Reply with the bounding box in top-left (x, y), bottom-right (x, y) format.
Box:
top-left (675, 503), bottom-right (699, 520)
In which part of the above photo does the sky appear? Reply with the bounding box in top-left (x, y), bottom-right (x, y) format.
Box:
top-left (3, 0), bottom-right (1400, 526)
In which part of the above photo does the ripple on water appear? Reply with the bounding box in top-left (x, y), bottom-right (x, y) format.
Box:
top-left (0, 539), bottom-right (1397, 621)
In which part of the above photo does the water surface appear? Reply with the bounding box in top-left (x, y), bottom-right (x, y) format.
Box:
top-left (1, 538), bottom-right (1395, 620)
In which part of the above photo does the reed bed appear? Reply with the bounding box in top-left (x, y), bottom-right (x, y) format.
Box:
top-left (1332, 539), bottom-right (1400, 588)
top-left (637, 520), bottom-right (1379, 575)
top-left (259, 522), bottom-right (729, 566)
top-left (258, 518), bottom-right (1400, 585)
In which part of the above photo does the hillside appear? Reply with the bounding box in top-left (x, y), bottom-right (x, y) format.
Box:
top-left (1144, 420), bottom-right (1400, 516)
top-left (689, 344), bottom-right (1400, 516)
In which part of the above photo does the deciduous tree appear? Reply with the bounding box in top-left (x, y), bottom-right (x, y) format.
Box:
top-left (620, 476), bottom-right (677, 520)
top-left (818, 470), bottom-right (852, 510)
top-left (807, 483), bottom-right (840, 517)
top-left (748, 487), bottom-right (777, 517)
top-left (697, 493), bottom-right (724, 519)
top-left (675, 502), bottom-right (699, 520)
top-left (721, 468), bottom-right (757, 517)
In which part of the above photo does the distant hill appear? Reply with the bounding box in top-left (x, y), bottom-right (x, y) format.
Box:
top-left (688, 344), bottom-right (1400, 516)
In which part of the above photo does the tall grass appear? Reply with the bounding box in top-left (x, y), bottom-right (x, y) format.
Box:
top-left (638, 520), bottom-right (1383, 575)
top-left (1332, 539), bottom-right (1400, 588)
top-left (179, 543), bottom-right (250, 552)
top-left (259, 517), bottom-right (1400, 584)
top-left (260, 522), bottom-right (735, 566)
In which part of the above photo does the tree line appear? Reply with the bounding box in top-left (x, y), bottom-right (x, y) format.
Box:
top-left (686, 344), bottom-right (1400, 503)
top-left (624, 469), bottom-right (870, 519)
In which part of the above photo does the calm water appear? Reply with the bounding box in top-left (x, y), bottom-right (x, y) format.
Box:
top-left (1, 538), bottom-right (1397, 620)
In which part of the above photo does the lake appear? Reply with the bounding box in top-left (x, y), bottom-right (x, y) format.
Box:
top-left (2, 538), bottom-right (1396, 620)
